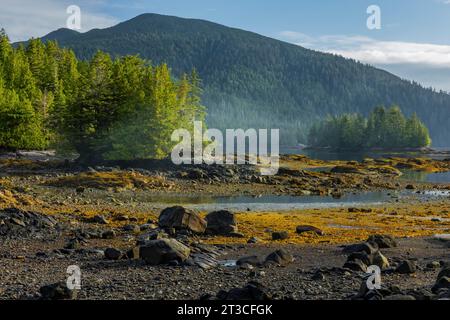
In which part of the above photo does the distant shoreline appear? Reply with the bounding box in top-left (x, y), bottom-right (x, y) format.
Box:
top-left (301, 146), bottom-right (450, 155)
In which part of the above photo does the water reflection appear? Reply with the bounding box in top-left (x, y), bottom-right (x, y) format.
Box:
top-left (401, 171), bottom-right (450, 184)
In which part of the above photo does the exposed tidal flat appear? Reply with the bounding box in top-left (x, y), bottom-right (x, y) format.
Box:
top-left (0, 152), bottom-right (449, 300)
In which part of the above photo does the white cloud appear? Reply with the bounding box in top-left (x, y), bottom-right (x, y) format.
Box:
top-left (279, 31), bottom-right (450, 69)
top-left (0, 0), bottom-right (119, 42)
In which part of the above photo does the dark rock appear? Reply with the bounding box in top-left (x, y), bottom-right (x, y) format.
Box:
top-left (40, 282), bottom-right (77, 300)
top-left (104, 248), bottom-right (122, 260)
top-left (0, 208), bottom-right (58, 239)
top-left (101, 230), bottom-right (116, 239)
top-left (75, 186), bottom-right (85, 193)
top-left (437, 267), bottom-right (450, 280)
top-left (271, 231), bottom-right (289, 240)
top-left (247, 237), bottom-right (259, 244)
top-left (139, 238), bottom-right (190, 265)
top-left (426, 261), bottom-right (441, 269)
top-left (237, 255), bottom-right (261, 266)
top-left (217, 281), bottom-right (271, 300)
top-left (158, 206), bottom-right (206, 234)
top-left (311, 270), bottom-right (325, 281)
top-left (295, 225), bottom-right (323, 236)
top-left (405, 184), bottom-right (415, 190)
top-left (264, 249), bottom-right (294, 266)
top-left (205, 210), bottom-right (238, 235)
top-left (395, 260), bottom-right (416, 274)
top-left (122, 224), bottom-right (140, 233)
top-left (367, 234), bottom-right (397, 248)
top-left (432, 277), bottom-right (450, 293)
top-left (92, 215), bottom-right (109, 224)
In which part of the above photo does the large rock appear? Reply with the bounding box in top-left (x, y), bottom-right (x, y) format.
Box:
top-left (264, 249), bottom-right (294, 266)
top-left (237, 255), bottom-right (262, 266)
top-left (40, 282), bottom-right (77, 300)
top-left (104, 248), bottom-right (122, 260)
top-left (158, 206), bottom-right (206, 234)
top-left (395, 260), bottom-right (416, 274)
top-left (367, 234), bottom-right (397, 248)
top-left (0, 207), bottom-right (58, 239)
top-left (216, 281), bottom-right (271, 300)
top-left (205, 210), bottom-right (238, 235)
top-left (139, 238), bottom-right (190, 265)
top-left (271, 231), bottom-right (289, 240)
top-left (432, 276), bottom-right (450, 293)
top-left (432, 267), bottom-right (450, 293)
top-left (296, 225), bottom-right (324, 236)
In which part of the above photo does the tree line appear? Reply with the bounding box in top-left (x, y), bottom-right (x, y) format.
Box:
top-left (308, 106), bottom-right (431, 150)
top-left (0, 30), bottom-right (205, 163)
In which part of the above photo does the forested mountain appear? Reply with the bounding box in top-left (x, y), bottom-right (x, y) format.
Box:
top-left (29, 13), bottom-right (450, 146)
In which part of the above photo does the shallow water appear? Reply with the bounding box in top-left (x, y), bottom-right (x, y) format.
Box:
top-left (400, 171), bottom-right (450, 184)
top-left (281, 148), bottom-right (450, 161)
top-left (135, 190), bottom-right (448, 212)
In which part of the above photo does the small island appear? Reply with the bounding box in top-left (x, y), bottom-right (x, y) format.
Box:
top-left (307, 106), bottom-right (432, 151)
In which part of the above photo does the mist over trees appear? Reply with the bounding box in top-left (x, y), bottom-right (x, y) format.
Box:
top-left (308, 106), bottom-right (431, 150)
top-left (0, 30), bottom-right (205, 162)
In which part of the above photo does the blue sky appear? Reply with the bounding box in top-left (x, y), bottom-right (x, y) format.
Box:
top-left (2, 0), bottom-right (450, 90)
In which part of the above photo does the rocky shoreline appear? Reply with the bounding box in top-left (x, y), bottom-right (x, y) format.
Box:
top-left (0, 153), bottom-right (449, 300)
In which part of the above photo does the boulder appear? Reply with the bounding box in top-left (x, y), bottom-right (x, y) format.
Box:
top-left (437, 267), bottom-right (450, 280)
top-left (104, 248), bottom-right (122, 260)
top-left (264, 249), bottom-right (294, 266)
top-left (159, 206), bottom-right (206, 234)
top-left (101, 230), bottom-right (116, 239)
top-left (216, 281), bottom-right (271, 300)
top-left (247, 237), bottom-right (259, 244)
top-left (271, 231), bottom-right (289, 240)
top-left (367, 234), bottom-right (397, 248)
top-left (432, 276), bottom-right (450, 293)
top-left (205, 210), bottom-right (238, 235)
top-left (139, 238), bottom-right (190, 265)
top-left (296, 225), bottom-right (324, 236)
top-left (122, 224), bottom-right (140, 233)
top-left (395, 260), bottom-right (416, 274)
top-left (237, 255), bottom-right (261, 266)
top-left (92, 215), bottom-right (109, 225)
top-left (40, 282), bottom-right (77, 300)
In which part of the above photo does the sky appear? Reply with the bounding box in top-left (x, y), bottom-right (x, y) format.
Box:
top-left (1, 0), bottom-right (450, 91)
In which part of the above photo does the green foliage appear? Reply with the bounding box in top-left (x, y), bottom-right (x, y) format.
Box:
top-left (32, 13), bottom-right (450, 146)
top-left (0, 30), bottom-right (205, 161)
top-left (308, 106), bottom-right (431, 150)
